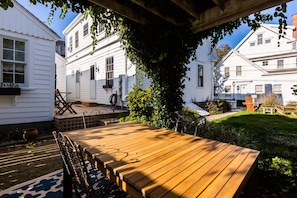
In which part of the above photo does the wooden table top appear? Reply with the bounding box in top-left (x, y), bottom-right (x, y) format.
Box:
top-left (64, 122), bottom-right (260, 198)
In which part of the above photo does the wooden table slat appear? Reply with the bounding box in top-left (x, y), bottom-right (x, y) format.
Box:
top-left (64, 122), bottom-right (260, 198)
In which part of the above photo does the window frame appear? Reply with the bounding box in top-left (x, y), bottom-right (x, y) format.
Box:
top-left (1, 37), bottom-right (26, 86)
top-left (236, 66), bottom-right (242, 76)
top-left (69, 36), bottom-right (73, 52)
top-left (262, 61), bottom-right (268, 66)
top-left (83, 23), bottom-right (89, 37)
top-left (277, 59), bottom-right (284, 69)
top-left (224, 67), bottom-right (230, 78)
top-left (198, 64), bottom-right (203, 87)
top-left (98, 24), bottom-right (105, 33)
top-left (257, 34), bottom-right (263, 45)
top-left (273, 84), bottom-right (282, 93)
top-left (255, 85), bottom-right (263, 94)
top-left (75, 31), bottom-right (79, 48)
top-left (90, 65), bottom-right (95, 80)
top-left (104, 56), bottom-right (114, 88)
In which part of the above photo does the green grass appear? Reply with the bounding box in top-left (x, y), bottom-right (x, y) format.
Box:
top-left (194, 110), bottom-right (297, 197)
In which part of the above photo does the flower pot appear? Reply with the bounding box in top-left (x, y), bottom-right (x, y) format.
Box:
top-left (0, 88), bottom-right (21, 95)
top-left (23, 128), bottom-right (39, 141)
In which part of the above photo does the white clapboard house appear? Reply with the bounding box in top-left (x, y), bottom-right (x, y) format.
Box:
top-left (63, 14), bottom-right (218, 110)
top-left (216, 15), bottom-right (297, 105)
top-left (0, 0), bottom-right (60, 131)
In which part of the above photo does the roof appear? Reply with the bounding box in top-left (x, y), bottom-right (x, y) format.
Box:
top-left (89, 0), bottom-right (290, 34)
top-left (0, 0), bottom-right (60, 41)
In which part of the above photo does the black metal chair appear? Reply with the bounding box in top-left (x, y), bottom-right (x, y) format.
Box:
top-left (52, 131), bottom-right (130, 198)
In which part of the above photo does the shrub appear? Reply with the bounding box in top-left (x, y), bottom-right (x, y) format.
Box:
top-left (259, 93), bottom-right (281, 106)
top-left (196, 99), bottom-right (230, 115)
top-left (120, 86), bottom-right (152, 123)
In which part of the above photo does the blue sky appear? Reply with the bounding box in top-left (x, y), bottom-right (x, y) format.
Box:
top-left (17, 0), bottom-right (297, 48)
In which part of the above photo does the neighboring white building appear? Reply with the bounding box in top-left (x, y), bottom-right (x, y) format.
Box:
top-left (216, 16), bottom-right (297, 105)
top-left (63, 14), bottom-right (218, 107)
top-left (0, 0), bottom-right (60, 128)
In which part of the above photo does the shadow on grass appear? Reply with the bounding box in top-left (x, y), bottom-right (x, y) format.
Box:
top-left (204, 111), bottom-right (297, 197)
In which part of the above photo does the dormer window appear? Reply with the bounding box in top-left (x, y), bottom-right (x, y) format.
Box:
top-left (257, 34), bottom-right (263, 45)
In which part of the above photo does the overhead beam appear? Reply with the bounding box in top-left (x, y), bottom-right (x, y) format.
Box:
top-left (213, 0), bottom-right (226, 10)
top-left (130, 0), bottom-right (181, 26)
top-left (192, 0), bottom-right (291, 33)
top-left (88, 0), bottom-right (147, 25)
top-left (171, 0), bottom-right (200, 19)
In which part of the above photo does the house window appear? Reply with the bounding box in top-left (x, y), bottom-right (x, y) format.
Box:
top-left (257, 34), bottom-right (263, 45)
top-left (83, 23), bottom-right (88, 36)
top-left (1, 38), bottom-right (25, 84)
top-left (105, 57), bottom-right (113, 88)
top-left (98, 24), bottom-right (105, 33)
top-left (255, 85), bottom-right (263, 94)
top-left (90, 65), bottom-right (95, 80)
top-left (75, 31), bottom-right (79, 48)
top-left (262, 61), bottom-right (268, 66)
top-left (224, 67), bottom-right (230, 78)
top-left (273, 84), bottom-right (282, 93)
top-left (69, 36), bottom-right (73, 52)
top-left (236, 66), bottom-right (242, 76)
top-left (198, 65), bottom-right (203, 87)
top-left (277, 60), bottom-right (284, 69)
top-left (265, 39), bottom-right (271, 44)
top-left (250, 42), bottom-right (255, 47)
top-left (225, 86), bottom-right (231, 93)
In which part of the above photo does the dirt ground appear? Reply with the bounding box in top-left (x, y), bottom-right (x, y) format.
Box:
top-left (0, 138), bottom-right (63, 191)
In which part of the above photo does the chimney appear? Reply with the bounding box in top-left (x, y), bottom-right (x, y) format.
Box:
top-left (293, 14), bottom-right (297, 39)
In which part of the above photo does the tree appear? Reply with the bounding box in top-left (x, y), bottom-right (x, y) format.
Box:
top-left (216, 43), bottom-right (231, 64)
top-left (0, 0), bottom-right (288, 128)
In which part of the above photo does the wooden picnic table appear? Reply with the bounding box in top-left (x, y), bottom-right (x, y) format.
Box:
top-left (64, 122), bottom-right (260, 198)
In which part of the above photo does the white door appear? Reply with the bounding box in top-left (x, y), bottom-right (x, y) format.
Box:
top-left (240, 85), bottom-right (248, 94)
top-left (90, 65), bottom-right (96, 99)
top-left (76, 70), bottom-right (80, 99)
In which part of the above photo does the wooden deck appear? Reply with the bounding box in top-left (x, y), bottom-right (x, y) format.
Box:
top-left (54, 104), bottom-right (128, 131)
top-left (64, 122), bottom-right (260, 198)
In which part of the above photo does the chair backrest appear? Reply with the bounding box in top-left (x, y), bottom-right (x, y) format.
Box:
top-left (52, 131), bottom-right (92, 197)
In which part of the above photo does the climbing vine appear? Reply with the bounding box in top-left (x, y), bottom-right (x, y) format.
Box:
top-left (0, 1), bottom-right (288, 128)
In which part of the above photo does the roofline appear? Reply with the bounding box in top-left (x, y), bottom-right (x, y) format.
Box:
top-left (14, 0), bottom-right (60, 40)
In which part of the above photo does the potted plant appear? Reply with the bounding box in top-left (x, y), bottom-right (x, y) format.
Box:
top-left (0, 83), bottom-right (21, 95)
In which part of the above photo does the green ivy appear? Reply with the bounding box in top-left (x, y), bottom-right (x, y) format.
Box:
top-left (1, 0), bottom-right (288, 128)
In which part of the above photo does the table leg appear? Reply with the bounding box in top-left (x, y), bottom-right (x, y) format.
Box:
top-left (63, 164), bottom-right (72, 197)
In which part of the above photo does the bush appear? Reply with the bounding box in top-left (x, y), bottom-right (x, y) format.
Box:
top-left (196, 99), bottom-right (230, 115)
top-left (259, 93), bottom-right (281, 106)
top-left (120, 86), bottom-right (152, 123)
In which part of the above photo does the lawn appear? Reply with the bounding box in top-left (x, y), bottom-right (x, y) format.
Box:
top-left (201, 110), bottom-right (297, 197)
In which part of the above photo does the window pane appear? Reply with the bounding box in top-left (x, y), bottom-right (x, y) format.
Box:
top-left (15, 63), bottom-right (25, 73)
top-left (15, 41), bottom-right (25, 51)
top-left (3, 49), bottom-right (13, 60)
top-left (15, 74), bottom-right (24, 83)
top-left (3, 38), bottom-right (13, 49)
top-left (15, 51), bottom-right (25, 61)
top-left (3, 62), bottom-right (13, 72)
top-left (3, 73), bottom-right (13, 83)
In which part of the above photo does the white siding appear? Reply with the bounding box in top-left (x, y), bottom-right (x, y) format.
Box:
top-left (216, 23), bottom-right (297, 104)
top-left (64, 14), bottom-right (216, 106)
top-left (0, 0), bottom-right (59, 125)
top-left (55, 53), bottom-right (66, 93)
